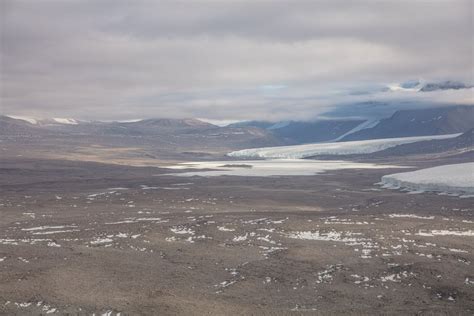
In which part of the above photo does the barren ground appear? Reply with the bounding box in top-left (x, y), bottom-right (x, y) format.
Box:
top-left (0, 155), bottom-right (473, 315)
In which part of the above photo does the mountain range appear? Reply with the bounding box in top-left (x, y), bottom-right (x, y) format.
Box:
top-left (227, 105), bottom-right (473, 144)
top-left (1, 105), bottom-right (473, 160)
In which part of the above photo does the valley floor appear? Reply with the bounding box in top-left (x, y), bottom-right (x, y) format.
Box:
top-left (0, 155), bottom-right (473, 315)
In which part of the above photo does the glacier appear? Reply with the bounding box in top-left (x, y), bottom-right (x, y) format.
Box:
top-left (228, 134), bottom-right (461, 159)
top-left (380, 162), bottom-right (474, 196)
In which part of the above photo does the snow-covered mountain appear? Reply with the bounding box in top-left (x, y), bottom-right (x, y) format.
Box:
top-left (5, 116), bottom-right (82, 126)
top-left (386, 80), bottom-right (472, 92)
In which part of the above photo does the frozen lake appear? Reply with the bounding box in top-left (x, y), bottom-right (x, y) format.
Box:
top-left (165, 159), bottom-right (406, 177)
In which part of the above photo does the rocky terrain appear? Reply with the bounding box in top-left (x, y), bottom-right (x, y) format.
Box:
top-left (0, 145), bottom-right (473, 315)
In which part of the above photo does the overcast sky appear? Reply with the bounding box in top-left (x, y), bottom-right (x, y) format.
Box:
top-left (1, 0), bottom-right (473, 121)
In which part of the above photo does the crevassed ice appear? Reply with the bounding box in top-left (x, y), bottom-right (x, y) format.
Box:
top-left (228, 134), bottom-right (460, 159)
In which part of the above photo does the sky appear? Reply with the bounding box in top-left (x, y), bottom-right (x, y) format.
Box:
top-left (1, 0), bottom-right (473, 121)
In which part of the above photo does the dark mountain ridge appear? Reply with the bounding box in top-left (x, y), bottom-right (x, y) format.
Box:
top-left (341, 105), bottom-right (474, 141)
top-left (229, 119), bottom-right (364, 144)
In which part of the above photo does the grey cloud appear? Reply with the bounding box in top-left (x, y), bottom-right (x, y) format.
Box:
top-left (1, 0), bottom-right (473, 120)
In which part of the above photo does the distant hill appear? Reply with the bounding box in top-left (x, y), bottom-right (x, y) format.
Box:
top-left (1, 116), bottom-right (227, 136)
top-left (0, 115), bottom-right (48, 137)
top-left (340, 105), bottom-right (474, 141)
top-left (0, 116), bottom-right (283, 159)
top-left (125, 118), bottom-right (215, 130)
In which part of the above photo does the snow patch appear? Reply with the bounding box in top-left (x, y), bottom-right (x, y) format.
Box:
top-left (332, 119), bottom-right (380, 141)
top-left (286, 230), bottom-right (378, 259)
top-left (32, 229), bottom-right (80, 235)
top-left (90, 237), bottom-right (114, 245)
top-left (52, 118), bottom-right (78, 125)
top-left (218, 226), bottom-right (236, 232)
top-left (170, 227), bottom-right (195, 235)
top-left (388, 214), bottom-right (434, 220)
top-left (7, 115), bottom-right (38, 124)
top-left (22, 225), bottom-right (78, 231)
top-left (416, 230), bottom-right (474, 237)
top-left (232, 233), bottom-right (248, 242)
